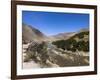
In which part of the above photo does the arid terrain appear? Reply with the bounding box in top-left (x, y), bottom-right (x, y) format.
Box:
top-left (22, 23), bottom-right (89, 69)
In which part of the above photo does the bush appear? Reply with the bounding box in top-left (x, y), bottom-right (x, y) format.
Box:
top-left (24, 52), bottom-right (35, 62)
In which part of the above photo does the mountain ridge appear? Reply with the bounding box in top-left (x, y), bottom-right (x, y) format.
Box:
top-left (22, 23), bottom-right (48, 43)
top-left (22, 23), bottom-right (89, 43)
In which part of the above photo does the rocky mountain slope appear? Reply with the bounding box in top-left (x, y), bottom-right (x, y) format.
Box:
top-left (22, 23), bottom-right (48, 44)
top-left (23, 41), bottom-right (89, 68)
top-left (52, 31), bottom-right (89, 52)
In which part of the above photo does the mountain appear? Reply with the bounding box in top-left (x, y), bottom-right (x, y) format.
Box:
top-left (50, 32), bottom-right (76, 41)
top-left (52, 30), bottom-right (89, 52)
top-left (22, 23), bottom-right (48, 43)
top-left (49, 28), bottom-right (89, 41)
top-left (79, 28), bottom-right (89, 32)
top-left (22, 23), bottom-right (77, 43)
top-left (22, 23), bottom-right (89, 43)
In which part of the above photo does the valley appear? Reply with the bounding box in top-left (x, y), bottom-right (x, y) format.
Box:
top-left (22, 23), bottom-right (89, 69)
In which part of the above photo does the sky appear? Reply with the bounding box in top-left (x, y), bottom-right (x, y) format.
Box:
top-left (22, 11), bottom-right (89, 36)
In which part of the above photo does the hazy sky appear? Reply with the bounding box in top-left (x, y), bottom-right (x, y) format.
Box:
top-left (22, 11), bottom-right (89, 36)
